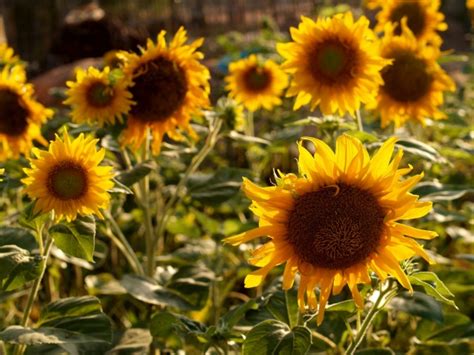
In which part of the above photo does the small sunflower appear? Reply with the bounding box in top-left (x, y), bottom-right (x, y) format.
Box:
top-left (215, 97), bottom-right (246, 132)
top-left (363, 0), bottom-right (383, 9)
top-left (369, 21), bottom-right (455, 128)
top-left (468, 0), bottom-right (474, 26)
top-left (0, 43), bottom-right (26, 78)
top-left (22, 132), bottom-right (114, 222)
top-left (0, 66), bottom-right (52, 160)
top-left (375, 0), bottom-right (447, 45)
top-left (277, 12), bottom-right (389, 117)
top-left (225, 134), bottom-right (436, 325)
top-left (225, 55), bottom-right (288, 112)
top-left (64, 66), bottom-right (134, 127)
top-left (119, 27), bottom-right (210, 154)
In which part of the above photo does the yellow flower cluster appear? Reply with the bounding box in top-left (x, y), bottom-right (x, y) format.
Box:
top-left (0, 45), bottom-right (52, 161)
top-left (0, 5), bottom-right (452, 326)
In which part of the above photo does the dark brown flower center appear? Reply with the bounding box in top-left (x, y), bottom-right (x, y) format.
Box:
top-left (309, 39), bottom-right (358, 85)
top-left (0, 88), bottom-right (29, 137)
top-left (382, 51), bottom-right (433, 102)
top-left (389, 2), bottom-right (426, 37)
top-left (47, 161), bottom-right (88, 200)
top-left (287, 184), bottom-right (385, 269)
top-left (86, 82), bottom-right (114, 107)
top-left (130, 57), bottom-right (187, 123)
top-left (243, 66), bottom-right (271, 92)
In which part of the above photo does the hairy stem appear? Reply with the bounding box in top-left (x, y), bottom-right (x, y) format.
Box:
top-left (345, 282), bottom-right (397, 355)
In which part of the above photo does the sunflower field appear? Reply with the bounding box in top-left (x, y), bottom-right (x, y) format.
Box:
top-left (0, 0), bottom-right (473, 354)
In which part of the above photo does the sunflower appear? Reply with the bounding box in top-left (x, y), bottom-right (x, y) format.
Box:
top-left (22, 132), bottom-right (114, 222)
top-left (363, 0), bottom-right (383, 9)
top-left (225, 134), bottom-right (436, 325)
top-left (277, 12), bottom-right (389, 117)
top-left (215, 97), bottom-right (246, 132)
top-left (0, 43), bottom-right (26, 79)
top-left (375, 0), bottom-right (447, 45)
top-left (225, 55), bottom-right (288, 112)
top-left (369, 21), bottom-right (455, 128)
top-left (468, 0), bottom-right (474, 26)
top-left (119, 27), bottom-right (210, 154)
top-left (64, 66), bottom-right (134, 127)
top-left (0, 66), bottom-right (52, 160)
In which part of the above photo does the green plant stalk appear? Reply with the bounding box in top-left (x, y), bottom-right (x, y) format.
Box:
top-left (345, 282), bottom-right (397, 355)
top-left (245, 110), bottom-right (255, 137)
top-left (151, 117), bottom-right (223, 261)
top-left (13, 236), bottom-right (54, 355)
top-left (137, 132), bottom-right (156, 277)
top-left (104, 210), bottom-right (145, 276)
top-left (356, 109), bottom-right (364, 132)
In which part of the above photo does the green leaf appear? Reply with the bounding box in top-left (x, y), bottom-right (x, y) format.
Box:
top-left (411, 181), bottom-right (473, 202)
top-left (2, 296), bottom-right (113, 354)
top-left (85, 273), bottom-right (127, 295)
top-left (38, 296), bottom-right (103, 325)
top-left (18, 202), bottom-right (51, 232)
top-left (150, 310), bottom-right (206, 339)
top-left (409, 271), bottom-right (457, 309)
top-left (325, 300), bottom-right (357, 315)
top-left (0, 243), bottom-right (42, 291)
top-left (121, 266), bottom-right (213, 311)
top-left (116, 160), bottom-right (156, 186)
top-left (107, 328), bottom-right (152, 354)
top-left (395, 139), bottom-right (442, 162)
top-left (0, 226), bottom-right (37, 251)
top-left (218, 299), bottom-right (258, 332)
top-left (243, 320), bottom-right (311, 355)
top-left (109, 178), bottom-right (134, 194)
top-left (187, 168), bottom-right (251, 205)
top-left (416, 312), bottom-right (473, 342)
top-left (0, 326), bottom-right (109, 345)
top-left (150, 311), bottom-right (208, 351)
top-left (437, 54), bottom-right (469, 64)
top-left (0, 231), bottom-right (43, 291)
top-left (390, 291), bottom-right (444, 323)
top-left (49, 215), bottom-right (96, 262)
top-left (228, 131), bottom-right (271, 145)
top-left (274, 326), bottom-right (312, 355)
top-left (263, 289), bottom-right (299, 328)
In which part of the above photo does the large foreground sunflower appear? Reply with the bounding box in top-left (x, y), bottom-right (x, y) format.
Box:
top-left (369, 21), bottom-right (455, 128)
top-left (22, 132), bottom-right (114, 222)
top-left (64, 66), bottom-right (134, 127)
top-left (225, 134), bottom-right (436, 325)
top-left (119, 27), bottom-right (210, 154)
top-left (0, 66), bottom-right (52, 160)
top-left (225, 55), bottom-right (288, 112)
top-left (375, 0), bottom-right (447, 45)
top-left (277, 12), bottom-right (389, 117)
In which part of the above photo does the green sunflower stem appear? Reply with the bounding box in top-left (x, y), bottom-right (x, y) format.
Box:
top-left (104, 210), bottom-right (145, 276)
top-left (14, 236), bottom-right (54, 355)
top-left (139, 131), bottom-right (156, 277)
top-left (151, 116), bottom-right (223, 265)
top-left (345, 281), bottom-right (397, 355)
top-left (246, 110), bottom-right (255, 137)
top-left (356, 109), bottom-right (364, 132)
